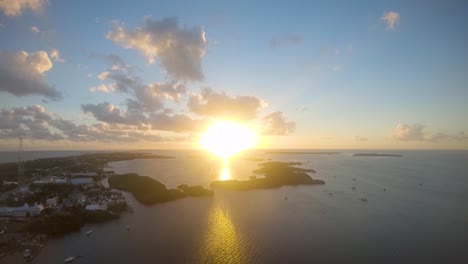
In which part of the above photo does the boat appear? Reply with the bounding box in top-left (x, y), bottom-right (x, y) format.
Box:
top-left (23, 249), bottom-right (32, 258)
top-left (126, 225), bottom-right (131, 231)
top-left (65, 256), bottom-right (76, 263)
top-left (86, 230), bottom-right (93, 236)
top-left (284, 196), bottom-right (288, 200)
top-left (360, 198), bottom-right (368, 202)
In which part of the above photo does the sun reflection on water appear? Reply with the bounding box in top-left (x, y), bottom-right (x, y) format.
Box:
top-left (219, 157), bottom-right (231, 181)
top-left (199, 204), bottom-right (248, 263)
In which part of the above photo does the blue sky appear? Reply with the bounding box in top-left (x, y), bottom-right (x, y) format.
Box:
top-left (0, 0), bottom-right (467, 150)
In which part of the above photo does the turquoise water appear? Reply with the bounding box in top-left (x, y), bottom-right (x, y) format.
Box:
top-left (3, 150), bottom-right (468, 263)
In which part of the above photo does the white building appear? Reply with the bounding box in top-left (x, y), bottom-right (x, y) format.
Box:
top-left (85, 204), bottom-right (107, 211)
top-left (70, 172), bottom-right (97, 177)
top-left (46, 196), bottom-right (58, 207)
top-left (2, 181), bottom-right (18, 186)
top-left (0, 203), bottom-right (44, 218)
top-left (70, 178), bottom-right (93, 185)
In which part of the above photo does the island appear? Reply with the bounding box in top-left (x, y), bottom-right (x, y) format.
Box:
top-left (108, 173), bottom-right (213, 205)
top-left (266, 151), bottom-right (341, 155)
top-left (210, 161), bottom-right (325, 190)
top-left (353, 153), bottom-right (402, 157)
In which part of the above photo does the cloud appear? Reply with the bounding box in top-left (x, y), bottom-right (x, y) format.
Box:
top-left (89, 84), bottom-right (115, 93)
top-left (81, 102), bottom-right (145, 126)
top-left (31, 26), bottom-right (40, 33)
top-left (90, 53), bottom-right (128, 71)
top-left (107, 16), bottom-right (206, 81)
top-left (0, 104), bottom-right (179, 143)
top-left (392, 123), bottom-right (468, 142)
top-left (0, 0), bottom-right (47, 16)
top-left (81, 100), bottom-right (205, 133)
top-left (393, 123), bottom-right (425, 141)
top-left (332, 65), bottom-right (343, 72)
top-left (50, 48), bottom-right (64, 62)
top-left (0, 50), bottom-right (62, 99)
top-left (97, 71), bottom-right (109, 80)
top-left (96, 69), bottom-right (185, 110)
top-left (187, 88), bottom-right (265, 121)
top-left (261, 111), bottom-right (296, 136)
top-left (148, 112), bottom-right (206, 132)
top-left (381, 11), bottom-right (400, 30)
top-left (355, 136), bottom-right (368, 142)
top-left (270, 34), bottom-right (303, 48)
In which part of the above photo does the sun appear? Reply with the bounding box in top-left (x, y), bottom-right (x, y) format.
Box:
top-left (200, 121), bottom-right (257, 159)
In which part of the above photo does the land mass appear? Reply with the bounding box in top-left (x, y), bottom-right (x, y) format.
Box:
top-left (210, 161), bottom-right (324, 190)
top-left (353, 153), bottom-right (402, 157)
top-left (108, 174), bottom-right (213, 205)
top-left (0, 152), bottom-right (173, 183)
top-left (266, 151), bottom-right (341, 155)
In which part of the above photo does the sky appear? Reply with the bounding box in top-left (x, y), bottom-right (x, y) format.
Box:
top-left (0, 0), bottom-right (467, 150)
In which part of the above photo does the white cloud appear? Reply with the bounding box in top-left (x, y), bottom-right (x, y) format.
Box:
top-left (0, 50), bottom-right (61, 99)
top-left (31, 26), bottom-right (40, 33)
top-left (0, 0), bottom-right (47, 16)
top-left (107, 16), bottom-right (206, 81)
top-left (89, 84), bottom-right (115, 93)
top-left (261, 111), bottom-right (296, 136)
top-left (392, 123), bottom-right (468, 142)
top-left (188, 88), bottom-right (266, 120)
top-left (381, 11), bottom-right (400, 30)
top-left (393, 123), bottom-right (425, 141)
top-left (97, 71), bottom-right (109, 80)
top-left (50, 48), bottom-right (64, 62)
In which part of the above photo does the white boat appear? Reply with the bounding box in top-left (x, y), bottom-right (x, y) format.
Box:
top-left (86, 230), bottom-right (93, 236)
top-left (64, 256), bottom-right (75, 263)
top-left (23, 249), bottom-right (31, 258)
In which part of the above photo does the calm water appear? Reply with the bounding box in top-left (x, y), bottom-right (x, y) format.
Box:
top-left (3, 150), bottom-right (468, 263)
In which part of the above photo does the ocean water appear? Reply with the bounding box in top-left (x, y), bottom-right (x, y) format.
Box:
top-left (3, 150), bottom-right (468, 264)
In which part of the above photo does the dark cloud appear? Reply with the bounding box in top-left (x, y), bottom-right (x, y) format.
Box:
top-left (0, 50), bottom-right (62, 99)
top-left (0, 105), bottom-right (178, 143)
top-left (107, 16), bottom-right (206, 81)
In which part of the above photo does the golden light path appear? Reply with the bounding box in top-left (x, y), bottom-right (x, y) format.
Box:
top-left (199, 204), bottom-right (248, 263)
top-left (200, 121), bottom-right (257, 181)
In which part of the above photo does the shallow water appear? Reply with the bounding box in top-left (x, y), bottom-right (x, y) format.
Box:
top-left (3, 150), bottom-right (468, 263)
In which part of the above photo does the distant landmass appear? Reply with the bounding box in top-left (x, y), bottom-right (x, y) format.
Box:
top-left (266, 151), bottom-right (341, 155)
top-left (108, 174), bottom-right (213, 205)
top-left (210, 161), bottom-right (324, 190)
top-left (0, 152), bottom-right (173, 182)
top-left (353, 153), bottom-right (402, 157)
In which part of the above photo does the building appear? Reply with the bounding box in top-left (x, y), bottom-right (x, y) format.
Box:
top-left (2, 181), bottom-right (18, 186)
top-left (85, 204), bottom-right (107, 211)
top-left (0, 203), bottom-right (44, 218)
top-left (70, 172), bottom-right (97, 177)
top-left (70, 177), bottom-right (93, 185)
top-left (46, 196), bottom-right (58, 207)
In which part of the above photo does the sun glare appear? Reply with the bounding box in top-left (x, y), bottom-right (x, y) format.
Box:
top-left (200, 121), bottom-right (257, 159)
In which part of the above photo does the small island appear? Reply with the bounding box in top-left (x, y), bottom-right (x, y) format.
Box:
top-left (266, 151), bottom-right (341, 155)
top-left (353, 153), bottom-right (402, 157)
top-left (210, 161), bottom-right (324, 190)
top-left (108, 174), bottom-right (213, 205)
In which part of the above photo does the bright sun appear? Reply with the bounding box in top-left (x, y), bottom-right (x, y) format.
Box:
top-left (200, 121), bottom-right (257, 158)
